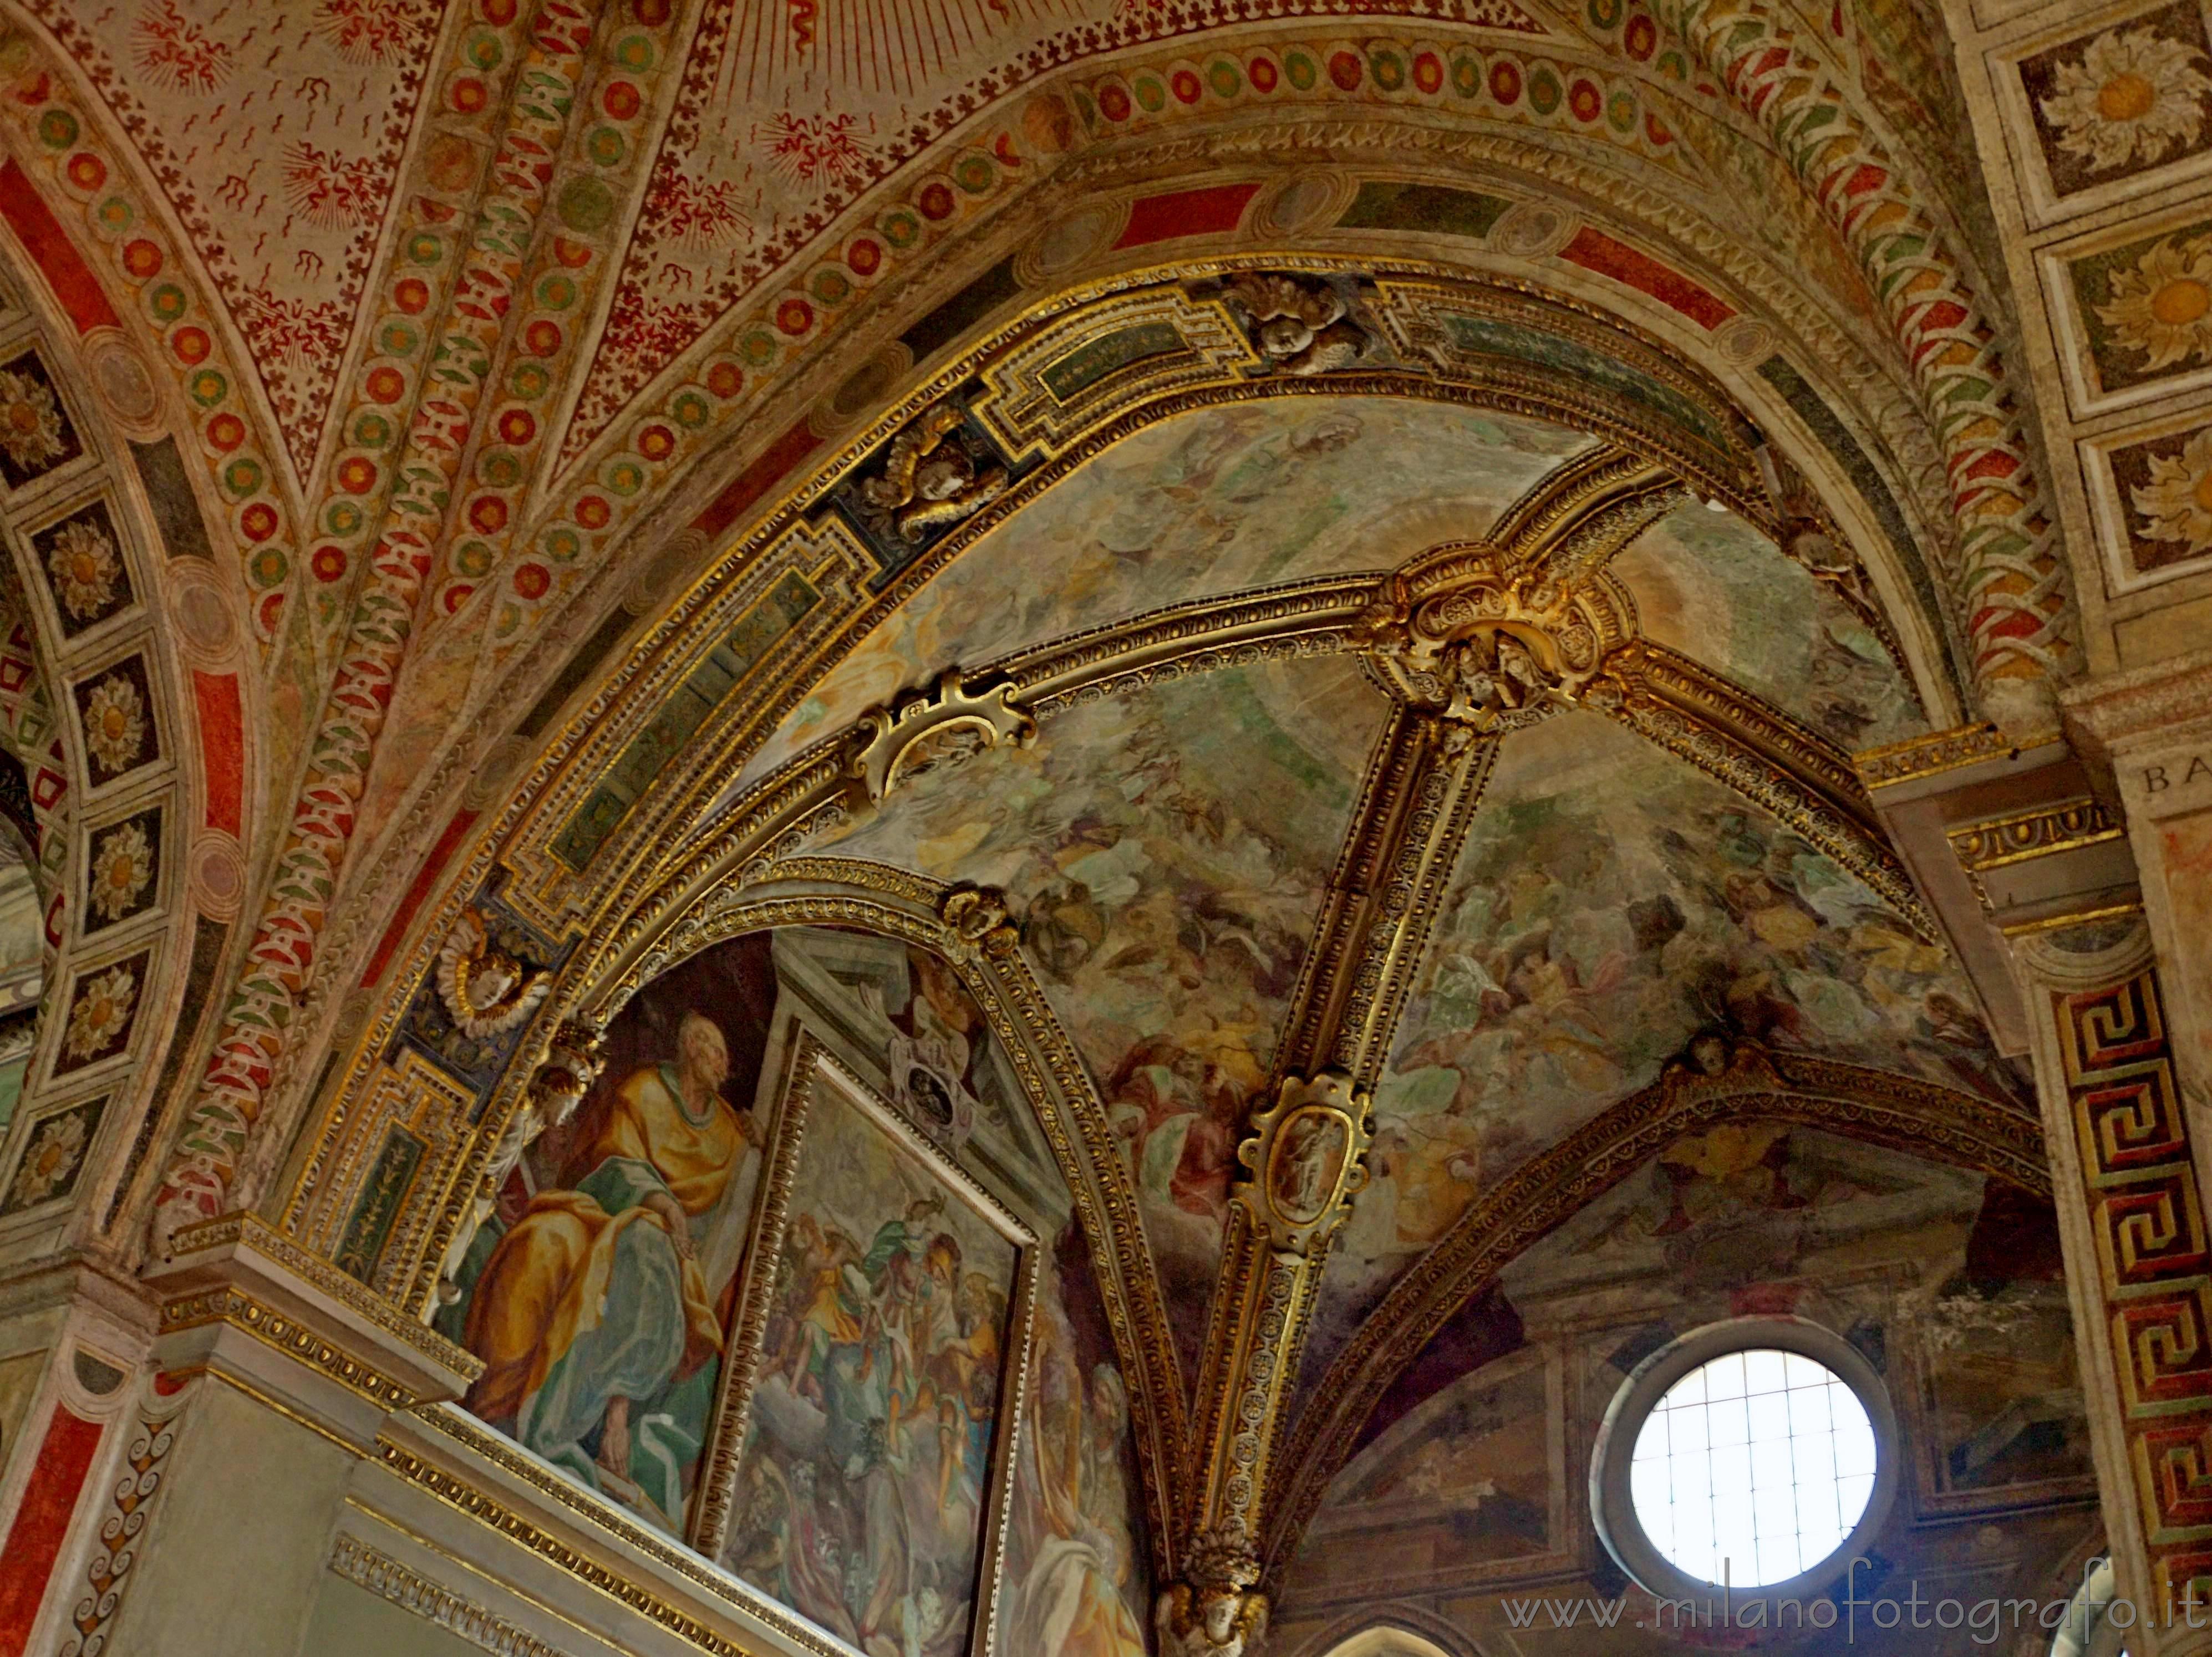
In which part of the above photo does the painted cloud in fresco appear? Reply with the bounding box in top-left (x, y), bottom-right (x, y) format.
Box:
top-left (1610, 499), bottom-right (1929, 752)
top-left (822, 657), bottom-right (1389, 1379)
top-left (1297, 713), bottom-right (2028, 1398)
top-left (737, 398), bottom-right (1592, 792)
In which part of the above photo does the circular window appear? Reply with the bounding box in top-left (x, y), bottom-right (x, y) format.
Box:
top-left (1593, 1318), bottom-right (1898, 1601)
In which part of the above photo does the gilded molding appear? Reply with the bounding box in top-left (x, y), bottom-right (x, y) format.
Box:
top-left (1486, 443), bottom-right (1686, 578)
top-left (1854, 722), bottom-right (2015, 789)
top-left (160, 1288), bottom-right (423, 1411)
top-left (161, 1212), bottom-right (481, 1384)
top-left (379, 1416), bottom-right (841, 1657)
top-left (1605, 645), bottom-right (1935, 938)
top-left (325, 1533), bottom-right (573, 1657)
top-left (1274, 713), bottom-right (1498, 1087)
top-left (1265, 1046), bottom-right (2050, 1573)
top-left (1949, 797), bottom-right (2123, 873)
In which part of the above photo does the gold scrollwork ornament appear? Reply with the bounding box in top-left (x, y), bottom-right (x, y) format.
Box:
top-left (1357, 557), bottom-right (1626, 733)
top-left (843, 668), bottom-right (1036, 806)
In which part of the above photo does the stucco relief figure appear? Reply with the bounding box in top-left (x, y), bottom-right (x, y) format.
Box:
top-left (1155, 1577), bottom-right (1269, 1657)
top-left (462, 1011), bottom-right (762, 1531)
top-left (861, 403), bottom-right (1009, 543)
top-left (1222, 272), bottom-right (1377, 376)
top-left (436, 907), bottom-right (553, 1038)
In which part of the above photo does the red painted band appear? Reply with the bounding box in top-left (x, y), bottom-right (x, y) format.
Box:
top-left (361, 808), bottom-right (480, 987)
top-left (1112, 182), bottom-right (1261, 250)
top-left (693, 419), bottom-right (821, 539)
top-left (0, 1405), bottom-right (104, 1655)
top-left (0, 161), bottom-right (120, 335)
top-left (191, 671), bottom-right (243, 837)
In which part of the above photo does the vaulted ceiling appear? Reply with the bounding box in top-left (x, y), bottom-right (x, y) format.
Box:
top-left (0, 0), bottom-right (2096, 1638)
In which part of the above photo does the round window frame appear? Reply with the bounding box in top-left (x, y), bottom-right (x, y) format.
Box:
top-left (1590, 1316), bottom-right (1900, 1604)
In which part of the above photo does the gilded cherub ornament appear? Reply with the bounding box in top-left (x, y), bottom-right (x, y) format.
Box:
top-left (1223, 272), bottom-right (1375, 376)
top-left (436, 908), bottom-right (553, 1038)
top-left (1156, 1532), bottom-right (1270, 1657)
top-left (861, 402), bottom-right (1008, 542)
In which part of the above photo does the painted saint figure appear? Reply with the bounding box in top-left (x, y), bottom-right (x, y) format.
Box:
top-left (463, 1011), bottom-right (760, 1529)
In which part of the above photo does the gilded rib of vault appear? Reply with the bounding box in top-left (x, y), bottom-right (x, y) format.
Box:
top-left (0, 0), bottom-right (2095, 1639)
top-left (279, 272), bottom-right (2045, 1595)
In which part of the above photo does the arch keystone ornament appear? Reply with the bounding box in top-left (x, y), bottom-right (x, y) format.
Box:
top-left (1357, 557), bottom-right (1634, 735)
top-left (843, 667), bottom-right (1036, 805)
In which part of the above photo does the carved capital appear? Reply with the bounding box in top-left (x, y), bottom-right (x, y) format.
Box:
top-left (1157, 1531), bottom-right (1270, 1657)
top-left (1231, 1072), bottom-right (1374, 1257)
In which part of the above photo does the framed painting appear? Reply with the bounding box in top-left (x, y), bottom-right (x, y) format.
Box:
top-left (698, 1036), bottom-right (1038, 1657)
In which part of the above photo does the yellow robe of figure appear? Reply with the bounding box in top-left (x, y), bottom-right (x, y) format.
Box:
top-left (465, 1060), bottom-right (740, 1430)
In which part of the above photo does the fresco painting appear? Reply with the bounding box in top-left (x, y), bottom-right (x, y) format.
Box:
top-left (997, 1229), bottom-right (1152, 1657)
top-left (823, 657), bottom-right (1387, 1375)
top-left (455, 936), bottom-right (776, 1535)
top-left (1609, 499), bottom-right (1926, 751)
top-left (1312, 1354), bottom-right (1553, 1572)
top-left (724, 1075), bottom-right (1021, 1657)
top-left (738, 399), bottom-right (1591, 790)
top-left (1916, 1182), bottom-right (2090, 1495)
top-left (1300, 715), bottom-right (2025, 1394)
top-left (444, 924), bottom-right (1061, 1597)
top-left (1502, 1122), bottom-right (1987, 1304)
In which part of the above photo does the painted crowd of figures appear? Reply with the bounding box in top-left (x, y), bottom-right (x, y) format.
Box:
top-left (442, 929), bottom-right (1148, 1657)
top-left (724, 1081), bottom-right (1015, 1657)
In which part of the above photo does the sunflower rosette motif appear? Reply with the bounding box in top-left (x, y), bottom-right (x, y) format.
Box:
top-left (86, 819), bottom-right (152, 923)
top-left (2099, 232), bottom-right (2212, 370)
top-left (64, 963), bottom-right (135, 1061)
top-left (43, 518), bottom-right (121, 623)
top-left (2042, 24), bottom-right (2212, 174)
top-left (2128, 425), bottom-right (2212, 558)
top-left (80, 675), bottom-right (147, 776)
top-left (9, 1109), bottom-right (88, 1207)
top-left (0, 367), bottom-right (66, 475)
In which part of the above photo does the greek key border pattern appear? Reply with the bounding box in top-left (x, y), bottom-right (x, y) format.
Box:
top-left (2054, 971), bottom-right (2212, 1613)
